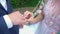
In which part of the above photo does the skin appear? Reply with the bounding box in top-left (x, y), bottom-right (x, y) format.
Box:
top-left (8, 11), bottom-right (27, 26)
top-left (24, 0), bottom-right (47, 23)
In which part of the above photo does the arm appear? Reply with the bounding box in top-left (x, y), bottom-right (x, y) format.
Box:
top-left (0, 11), bottom-right (26, 29)
top-left (29, 11), bottom-right (44, 23)
top-left (24, 10), bottom-right (44, 24)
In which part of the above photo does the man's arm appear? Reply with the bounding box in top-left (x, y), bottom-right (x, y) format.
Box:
top-left (3, 15), bottom-right (13, 29)
top-left (0, 11), bottom-right (26, 29)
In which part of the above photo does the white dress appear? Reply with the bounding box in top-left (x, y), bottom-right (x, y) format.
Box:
top-left (35, 0), bottom-right (60, 34)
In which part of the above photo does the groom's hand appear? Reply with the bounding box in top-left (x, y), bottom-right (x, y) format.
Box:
top-left (8, 11), bottom-right (26, 26)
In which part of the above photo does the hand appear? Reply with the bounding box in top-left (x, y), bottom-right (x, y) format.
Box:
top-left (8, 11), bottom-right (26, 26)
top-left (24, 11), bottom-right (34, 19)
top-left (24, 11), bottom-right (34, 24)
top-left (24, 10), bottom-right (44, 24)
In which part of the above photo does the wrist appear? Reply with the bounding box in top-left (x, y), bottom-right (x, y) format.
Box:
top-left (8, 13), bottom-right (14, 25)
top-left (8, 11), bottom-right (24, 25)
top-left (8, 11), bottom-right (19, 25)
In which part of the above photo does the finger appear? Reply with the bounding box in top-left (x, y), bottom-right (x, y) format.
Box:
top-left (24, 11), bottom-right (29, 18)
top-left (24, 11), bottom-right (29, 16)
top-left (24, 13), bottom-right (31, 19)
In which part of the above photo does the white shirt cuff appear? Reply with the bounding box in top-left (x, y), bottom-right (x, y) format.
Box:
top-left (3, 15), bottom-right (13, 29)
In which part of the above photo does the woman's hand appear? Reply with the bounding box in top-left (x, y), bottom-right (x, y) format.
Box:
top-left (24, 11), bottom-right (34, 19)
top-left (24, 11), bottom-right (35, 24)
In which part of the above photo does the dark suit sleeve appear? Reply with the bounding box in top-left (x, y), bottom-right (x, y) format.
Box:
top-left (0, 16), bottom-right (11, 34)
top-left (0, 16), bottom-right (19, 34)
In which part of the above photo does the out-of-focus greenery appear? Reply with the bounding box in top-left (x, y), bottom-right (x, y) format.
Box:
top-left (10, 0), bottom-right (39, 8)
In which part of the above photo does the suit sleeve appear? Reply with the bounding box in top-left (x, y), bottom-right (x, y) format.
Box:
top-left (3, 15), bottom-right (13, 29)
top-left (0, 16), bottom-right (11, 34)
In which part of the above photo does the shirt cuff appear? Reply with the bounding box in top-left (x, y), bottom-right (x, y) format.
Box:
top-left (3, 15), bottom-right (13, 29)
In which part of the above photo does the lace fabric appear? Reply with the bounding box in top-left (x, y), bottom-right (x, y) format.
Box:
top-left (43, 0), bottom-right (60, 32)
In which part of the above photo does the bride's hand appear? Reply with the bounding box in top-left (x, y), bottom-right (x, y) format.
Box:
top-left (24, 11), bottom-right (34, 23)
top-left (24, 11), bottom-right (34, 19)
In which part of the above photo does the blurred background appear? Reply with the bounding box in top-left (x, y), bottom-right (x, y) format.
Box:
top-left (10, 0), bottom-right (39, 8)
top-left (10, 0), bottom-right (39, 13)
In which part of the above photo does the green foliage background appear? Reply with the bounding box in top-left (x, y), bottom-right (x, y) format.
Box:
top-left (10, 0), bottom-right (39, 8)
